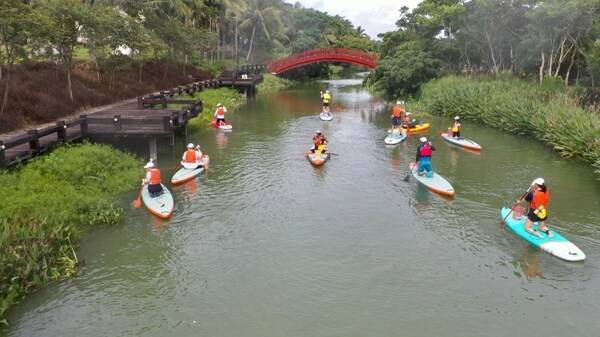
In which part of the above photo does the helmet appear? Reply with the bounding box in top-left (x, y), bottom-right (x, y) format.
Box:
top-left (325, 90), bottom-right (330, 93)
top-left (419, 137), bottom-right (427, 143)
top-left (406, 112), bottom-right (412, 116)
top-left (216, 103), bottom-right (223, 107)
top-left (187, 143), bottom-right (194, 149)
top-left (454, 116), bottom-right (460, 120)
top-left (532, 177), bottom-right (545, 186)
top-left (144, 160), bottom-right (155, 169)
top-left (396, 100), bottom-right (402, 105)
top-left (316, 130), bottom-right (321, 134)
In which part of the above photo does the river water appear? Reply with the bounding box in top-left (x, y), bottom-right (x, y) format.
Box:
top-left (6, 79), bottom-right (600, 337)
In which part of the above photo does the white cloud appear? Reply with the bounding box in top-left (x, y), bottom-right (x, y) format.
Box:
top-left (288, 0), bottom-right (422, 39)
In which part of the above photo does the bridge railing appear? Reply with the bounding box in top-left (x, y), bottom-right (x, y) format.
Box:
top-left (267, 48), bottom-right (378, 74)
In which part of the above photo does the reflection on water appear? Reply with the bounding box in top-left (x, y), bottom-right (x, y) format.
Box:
top-left (6, 78), bottom-right (600, 337)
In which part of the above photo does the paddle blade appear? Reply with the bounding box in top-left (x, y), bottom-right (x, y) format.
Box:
top-left (133, 198), bottom-right (142, 208)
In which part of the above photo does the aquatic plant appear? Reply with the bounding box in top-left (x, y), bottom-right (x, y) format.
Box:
top-left (0, 143), bottom-right (141, 325)
top-left (418, 75), bottom-right (600, 175)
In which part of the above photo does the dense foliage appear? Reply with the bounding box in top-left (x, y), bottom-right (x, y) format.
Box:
top-left (370, 0), bottom-right (600, 99)
top-left (0, 143), bottom-right (141, 325)
top-left (419, 75), bottom-right (600, 173)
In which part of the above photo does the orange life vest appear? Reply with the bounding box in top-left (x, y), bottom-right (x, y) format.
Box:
top-left (530, 190), bottom-right (549, 210)
top-left (392, 105), bottom-right (404, 117)
top-left (184, 149), bottom-right (197, 163)
top-left (149, 168), bottom-right (161, 185)
top-left (216, 106), bottom-right (226, 117)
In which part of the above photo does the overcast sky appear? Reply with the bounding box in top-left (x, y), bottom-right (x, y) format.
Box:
top-left (287, 0), bottom-right (422, 39)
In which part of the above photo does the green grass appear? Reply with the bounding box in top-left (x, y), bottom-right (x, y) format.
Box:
top-left (72, 46), bottom-right (91, 61)
top-left (418, 75), bottom-right (600, 175)
top-left (0, 143), bottom-right (141, 325)
top-left (257, 74), bottom-right (295, 95)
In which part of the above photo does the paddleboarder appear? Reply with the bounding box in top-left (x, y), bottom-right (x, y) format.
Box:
top-left (450, 116), bottom-right (461, 138)
top-left (320, 90), bottom-right (332, 114)
top-left (214, 103), bottom-right (228, 126)
top-left (519, 178), bottom-right (552, 238)
top-left (142, 160), bottom-right (163, 197)
top-left (181, 143), bottom-right (204, 168)
top-left (310, 130), bottom-right (327, 154)
top-left (415, 137), bottom-right (436, 177)
top-left (391, 100), bottom-right (405, 131)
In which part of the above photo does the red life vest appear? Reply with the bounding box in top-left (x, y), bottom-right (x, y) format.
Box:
top-left (216, 106), bottom-right (226, 117)
top-left (149, 168), bottom-right (161, 185)
top-left (184, 149), bottom-right (197, 163)
top-left (420, 144), bottom-right (432, 157)
top-left (530, 190), bottom-right (549, 210)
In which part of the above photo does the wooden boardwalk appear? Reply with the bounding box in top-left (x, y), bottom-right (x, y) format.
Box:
top-left (0, 66), bottom-right (265, 168)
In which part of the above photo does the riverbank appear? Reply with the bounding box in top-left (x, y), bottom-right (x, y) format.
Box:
top-left (0, 60), bottom-right (213, 133)
top-left (257, 74), bottom-right (296, 94)
top-left (0, 143), bottom-right (141, 325)
top-left (417, 75), bottom-right (600, 175)
top-left (186, 88), bottom-right (246, 129)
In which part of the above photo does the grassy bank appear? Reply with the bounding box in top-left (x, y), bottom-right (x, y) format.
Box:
top-left (418, 75), bottom-right (600, 174)
top-left (187, 88), bottom-right (245, 129)
top-left (257, 74), bottom-right (295, 94)
top-left (0, 143), bottom-right (141, 325)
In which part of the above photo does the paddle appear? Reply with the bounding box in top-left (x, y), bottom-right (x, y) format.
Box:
top-left (404, 162), bottom-right (416, 182)
top-left (499, 187), bottom-right (531, 224)
top-left (133, 185), bottom-right (143, 208)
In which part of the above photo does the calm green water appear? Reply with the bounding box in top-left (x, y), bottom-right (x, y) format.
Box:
top-left (7, 79), bottom-right (600, 337)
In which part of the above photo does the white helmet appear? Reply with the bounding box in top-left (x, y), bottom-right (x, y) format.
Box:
top-left (532, 177), bottom-right (545, 186)
top-left (325, 90), bottom-right (330, 93)
top-left (187, 143), bottom-right (194, 149)
top-left (316, 130), bottom-right (322, 134)
top-left (216, 103), bottom-right (223, 107)
top-left (144, 160), bottom-right (155, 169)
top-left (419, 137), bottom-right (428, 143)
top-left (454, 116), bottom-right (460, 120)
top-left (396, 100), bottom-right (402, 105)
top-left (406, 112), bottom-right (412, 116)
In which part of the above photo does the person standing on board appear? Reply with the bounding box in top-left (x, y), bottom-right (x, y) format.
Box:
top-left (142, 160), bottom-right (163, 197)
top-left (320, 90), bottom-right (332, 114)
top-left (391, 100), bottom-right (405, 131)
top-left (415, 137), bottom-right (436, 177)
top-left (214, 103), bottom-right (227, 126)
top-left (450, 116), bottom-right (461, 138)
top-left (181, 143), bottom-right (204, 168)
top-left (520, 178), bottom-right (552, 238)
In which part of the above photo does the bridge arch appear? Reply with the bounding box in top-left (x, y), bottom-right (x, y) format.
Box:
top-left (267, 48), bottom-right (378, 75)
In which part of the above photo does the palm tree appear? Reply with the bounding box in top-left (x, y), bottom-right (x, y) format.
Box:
top-left (238, 0), bottom-right (288, 62)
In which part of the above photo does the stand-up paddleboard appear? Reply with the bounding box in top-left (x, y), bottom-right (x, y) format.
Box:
top-left (171, 155), bottom-right (210, 185)
top-left (142, 184), bottom-right (174, 219)
top-left (385, 130), bottom-right (407, 145)
top-left (500, 207), bottom-right (585, 262)
top-left (210, 119), bottom-right (233, 130)
top-left (402, 123), bottom-right (430, 133)
top-left (307, 152), bottom-right (330, 166)
top-left (319, 112), bottom-right (333, 121)
top-left (409, 162), bottom-right (455, 197)
top-left (441, 133), bottom-right (482, 151)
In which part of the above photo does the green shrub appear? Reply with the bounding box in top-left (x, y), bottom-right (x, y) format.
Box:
top-left (0, 143), bottom-right (141, 325)
top-left (418, 75), bottom-right (600, 175)
top-left (257, 74), bottom-right (295, 94)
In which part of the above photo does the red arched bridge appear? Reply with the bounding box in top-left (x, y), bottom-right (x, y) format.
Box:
top-left (267, 48), bottom-right (378, 75)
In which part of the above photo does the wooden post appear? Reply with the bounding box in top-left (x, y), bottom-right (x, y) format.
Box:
top-left (27, 129), bottom-right (40, 152)
top-left (56, 121), bottom-right (67, 142)
top-left (79, 114), bottom-right (88, 139)
top-left (162, 116), bottom-right (171, 132)
top-left (137, 96), bottom-right (143, 109)
top-left (149, 137), bottom-right (157, 162)
top-left (0, 141), bottom-right (6, 168)
top-left (114, 115), bottom-right (122, 131)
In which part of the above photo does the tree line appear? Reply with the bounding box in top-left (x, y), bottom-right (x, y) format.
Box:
top-left (0, 0), bottom-right (373, 116)
top-left (370, 0), bottom-right (600, 99)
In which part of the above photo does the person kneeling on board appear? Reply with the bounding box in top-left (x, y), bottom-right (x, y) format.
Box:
top-left (214, 103), bottom-right (227, 126)
top-left (519, 178), bottom-right (552, 238)
top-left (142, 160), bottom-right (163, 197)
top-left (182, 143), bottom-right (204, 168)
top-left (449, 116), bottom-right (461, 138)
top-left (311, 130), bottom-right (328, 154)
top-left (415, 137), bottom-right (436, 177)
top-left (402, 112), bottom-right (417, 129)
top-left (391, 100), bottom-right (405, 131)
